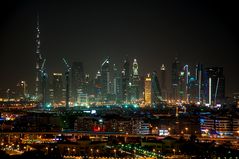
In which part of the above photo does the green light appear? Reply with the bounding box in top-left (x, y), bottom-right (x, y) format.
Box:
top-left (46, 103), bottom-right (52, 108)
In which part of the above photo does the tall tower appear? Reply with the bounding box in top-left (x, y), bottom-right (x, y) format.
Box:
top-left (205, 67), bottom-right (225, 105)
top-left (132, 59), bottom-right (139, 76)
top-left (112, 64), bottom-right (122, 103)
top-left (131, 59), bottom-right (140, 101)
top-left (160, 64), bottom-right (167, 100)
top-left (144, 74), bottom-right (152, 105)
top-left (94, 70), bottom-right (102, 100)
top-left (171, 57), bottom-right (180, 101)
top-left (196, 64), bottom-right (203, 104)
top-left (151, 71), bottom-right (162, 103)
top-left (52, 73), bottom-right (63, 103)
top-left (71, 61), bottom-right (85, 103)
top-left (35, 15), bottom-right (43, 98)
top-left (101, 57), bottom-right (110, 100)
top-left (122, 57), bottom-right (130, 102)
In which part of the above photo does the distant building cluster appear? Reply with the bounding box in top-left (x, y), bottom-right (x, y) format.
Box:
top-left (170, 58), bottom-right (225, 106)
top-left (0, 18), bottom-right (228, 108)
top-left (31, 56), bottom-right (226, 108)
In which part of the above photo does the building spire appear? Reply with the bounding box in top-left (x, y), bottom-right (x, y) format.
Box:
top-left (35, 13), bottom-right (42, 97)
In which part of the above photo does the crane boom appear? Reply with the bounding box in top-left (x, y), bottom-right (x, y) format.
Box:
top-left (40, 59), bottom-right (46, 72)
top-left (63, 58), bottom-right (71, 71)
top-left (62, 58), bottom-right (71, 109)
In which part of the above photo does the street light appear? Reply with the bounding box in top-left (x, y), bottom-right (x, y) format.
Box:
top-left (90, 148), bottom-right (93, 156)
top-left (96, 149), bottom-right (99, 156)
top-left (133, 149), bottom-right (137, 158)
top-left (185, 127), bottom-right (188, 134)
top-left (173, 149), bottom-right (175, 155)
top-left (113, 149), bottom-right (116, 158)
top-left (168, 127), bottom-right (171, 135)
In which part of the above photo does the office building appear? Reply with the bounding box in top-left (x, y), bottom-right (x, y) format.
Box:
top-left (204, 67), bottom-right (225, 105)
top-left (71, 61), bottom-right (85, 103)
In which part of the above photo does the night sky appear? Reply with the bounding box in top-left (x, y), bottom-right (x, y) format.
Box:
top-left (0, 0), bottom-right (238, 96)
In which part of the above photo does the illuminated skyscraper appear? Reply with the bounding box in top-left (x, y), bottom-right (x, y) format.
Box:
top-left (132, 59), bottom-right (139, 76)
top-left (151, 71), bottom-right (162, 103)
top-left (101, 58), bottom-right (110, 100)
top-left (35, 15), bottom-right (43, 98)
top-left (204, 67), bottom-right (225, 105)
top-left (160, 64), bottom-right (167, 100)
top-left (171, 57), bottom-right (180, 101)
top-left (94, 71), bottom-right (102, 101)
top-left (183, 65), bottom-right (189, 103)
top-left (16, 81), bottom-right (28, 99)
top-left (144, 74), bottom-right (152, 105)
top-left (112, 64), bottom-right (122, 103)
top-left (122, 57), bottom-right (130, 102)
top-left (131, 59), bottom-right (140, 101)
top-left (52, 73), bottom-right (63, 103)
top-left (195, 64), bottom-right (204, 103)
top-left (71, 61), bottom-right (85, 103)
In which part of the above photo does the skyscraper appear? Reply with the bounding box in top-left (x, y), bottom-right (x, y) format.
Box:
top-left (204, 67), bottom-right (225, 105)
top-left (195, 64), bottom-right (204, 103)
top-left (112, 64), bottom-right (122, 103)
top-left (16, 81), bottom-right (28, 99)
top-left (101, 57), bottom-right (110, 100)
top-left (131, 59), bottom-right (140, 102)
top-left (151, 71), bottom-right (162, 103)
top-left (71, 62), bottom-right (85, 103)
top-left (35, 15), bottom-right (43, 98)
top-left (52, 73), bottom-right (63, 103)
top-left (122, 57), bottom-right (130, 102)
top-left (94, 70), bottom-right (102, 101)
top-left (183, 65), bottom-right (189, 103)
top-left (144, 74), bottom-right (152, 105)
top-left (160, 64), bottom-right (167, 100)
top-left (171, 57), bottom-right (180, 101)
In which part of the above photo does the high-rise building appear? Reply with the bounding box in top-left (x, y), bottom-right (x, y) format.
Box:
top-left (35, 15), bottom-right (43, 98)
top-left (178, 70), bottom-right (185, 102)
top-left (71, 62), bottom-right (85, 103)
top-left (122, 58), bottom-right (130, 102)
top-left (94, 71), bottom-right (102, 102)
top-left (160, 64), bottom-right (167, 100)
top-left (132, 59), bottom-right (139, 77)
top-left (151, 71), bottom-right (162, 103)
top-left (171, 57), bottom-right (180, 101)
top-left (112, 64), bottom-right (122, 103)
top-left (195, 64), bottom-right (204, 103)
top-left (144, 74), bottom-right (152, 105)
top-left (16, 81), bottom-right (28, 99)
top-left (188, 72), bottom-right (197, 103)
top-left (52, 73), bottom-right (63, 103)
top-left (183, 65), bottom-right (189, 103)
top-left (101, 58), bottom-right (110, 100)
top-left (204, 67), bottom-right (225, 105)
top-left (131, 59), bottom-right (140, 102)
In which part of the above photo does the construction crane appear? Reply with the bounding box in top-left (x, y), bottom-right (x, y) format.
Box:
top-left (39, 59), bottom-right (47, 108)
top-left (63, 58), bottom-right (71, 109)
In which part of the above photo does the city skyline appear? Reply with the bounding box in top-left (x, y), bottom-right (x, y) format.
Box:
top-left (0, 0), bottom-right (239, 96)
